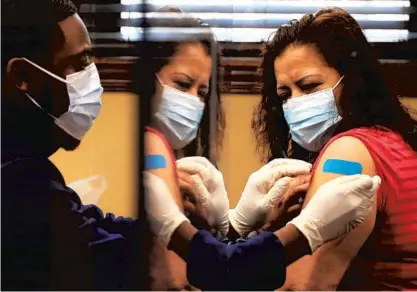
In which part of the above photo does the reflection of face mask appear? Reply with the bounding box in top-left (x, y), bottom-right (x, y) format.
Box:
top-left (154, 76), bottom-right (205, 150)
top-left (282, 76), bottom-right (344, 152)
top-left (21, 58), bottom-right (103, 141)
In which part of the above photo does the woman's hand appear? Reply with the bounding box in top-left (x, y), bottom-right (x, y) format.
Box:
top-left (260, 174), bottom-right (311, 232)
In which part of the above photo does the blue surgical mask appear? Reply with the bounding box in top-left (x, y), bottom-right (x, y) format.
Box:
top-left (282, 76), bottom-right (344, 152)
top-left (154, 76), bottom-right (205, 150)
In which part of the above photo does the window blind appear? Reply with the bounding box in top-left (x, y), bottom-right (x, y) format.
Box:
top-left (77, 0), bottom-right (417, 95)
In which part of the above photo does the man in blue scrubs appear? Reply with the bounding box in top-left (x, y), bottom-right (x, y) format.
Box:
top-left (2, 0), bottom-right (142, 289)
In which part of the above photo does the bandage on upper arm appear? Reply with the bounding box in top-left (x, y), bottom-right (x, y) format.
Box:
top-left (145, 155), bottom-right (167, 170)
top-left (322, 159), bottom-right (363, 175)
top-left (303, 136), bottom-right (377, 207)
top-left (145, 132), bottom-right (183, 210)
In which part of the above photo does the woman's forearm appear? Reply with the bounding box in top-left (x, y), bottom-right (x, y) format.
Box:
top-left (274, 224), bottom-right (311, 265)
top-left (168, 221), bottom-right (198, 261)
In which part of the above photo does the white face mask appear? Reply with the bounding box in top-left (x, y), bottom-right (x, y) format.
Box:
top-left (21, 58), bottom-right (103, 141)
top-left (154, 76), bottom-right (205, 150)
top-left (282, 76), bottom-right (344, 152)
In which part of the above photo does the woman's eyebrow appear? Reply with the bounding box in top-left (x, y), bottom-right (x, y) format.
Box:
top-left (295, 74), bottom-right (322, 84)
top-left (172, 72), bottom-right (193, 82)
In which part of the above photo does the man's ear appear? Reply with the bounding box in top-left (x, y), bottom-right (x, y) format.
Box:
top-left (7, 58), bottom-right (29, 92)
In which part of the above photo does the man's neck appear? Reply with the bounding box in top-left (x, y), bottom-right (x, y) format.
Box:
top-left (2, 99), bottom-right (59, 163)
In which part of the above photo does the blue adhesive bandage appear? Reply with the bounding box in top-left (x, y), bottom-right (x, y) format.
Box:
top-left (323, 159), bottom-right (363, 175)
top-left (144, 155), bottom-right (167, 170)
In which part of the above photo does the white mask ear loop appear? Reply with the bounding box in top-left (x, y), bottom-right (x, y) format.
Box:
top-left (21, 57), bottom-right (68, 84)
top-left (17, 58), bottom-right (68, 122)
top-left (17, 86), bottom-right (59, 121)
top-left (333, 75), bottom-right (344, 90)
top-left (155, 74), bottom-right (164, 86)
top-left (330, 76), bottom-right (344, 123)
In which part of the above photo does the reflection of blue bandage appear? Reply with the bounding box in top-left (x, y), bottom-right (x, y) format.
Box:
top-left (323, 159), bottom-right (362, 175)
top-left (144, 155), bottom-right (167, 170)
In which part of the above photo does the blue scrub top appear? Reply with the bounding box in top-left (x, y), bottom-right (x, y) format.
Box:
top-left (2, 158), bottom-right (287, 291)
top-left (188, 230), bottom-right (287, 290)
top-left (2, 158), bottom-right (141, 290)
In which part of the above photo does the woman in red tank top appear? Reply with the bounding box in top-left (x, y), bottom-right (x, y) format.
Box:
top-left (252, 7), bottom-right (417, 290)
top-left (142, 9), bottom-right (226, 291)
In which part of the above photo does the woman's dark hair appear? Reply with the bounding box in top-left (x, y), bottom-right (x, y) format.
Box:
top-left (137, 7), bottom-right (225, 160)
top-left (252, 7), bottom-right (417, 163)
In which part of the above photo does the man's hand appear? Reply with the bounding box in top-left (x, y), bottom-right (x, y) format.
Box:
top-left (289, 174), bottom-right (381, 252)
top-left (178, 170), bottom-right (212, 232)
top-left (143, 172), bottom-right (189, 246)
top-left (260, 174), bottom-right (311, 232)
top-left (177, 157), bottom-right (230, 236)
top-left (229, 159), bottom-right (312, 237)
